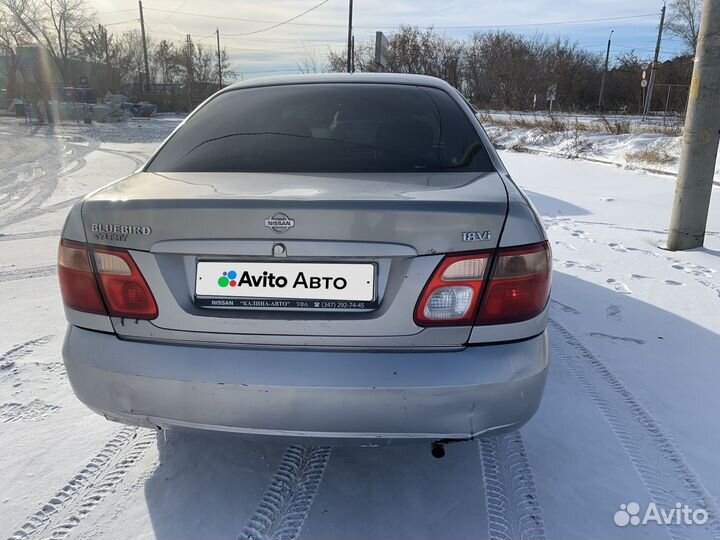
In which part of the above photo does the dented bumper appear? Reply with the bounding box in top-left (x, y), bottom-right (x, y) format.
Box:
top-left (62, 326), bottom-right (548, 441)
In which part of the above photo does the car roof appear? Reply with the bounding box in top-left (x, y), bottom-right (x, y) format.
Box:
top-left (224, 73), bottom-right (454, 92)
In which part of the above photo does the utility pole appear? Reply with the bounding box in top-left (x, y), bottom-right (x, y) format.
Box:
top-left (598, 29), bottom-right (613, 109)
top-left (216, 28), bottom-right (223, 87)
top-left (666, 0), bottom-right (720, 250)
top-left (643, 3), bottom-right (666, 118)
top-left (99, 23), bottom-right (110, 93)
top-left (138, 0), bottom-right (151, 93)
top-left (346, 0), bottom-right (353, 73)
top-left (351, 35), bottom-right (355, 72)
top-left (185, 34), bottom-right (193, 111)
top-left (663, 84), bottom-right (672, 119)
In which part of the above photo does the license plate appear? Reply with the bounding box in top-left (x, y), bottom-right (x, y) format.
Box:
top-left (194, 261), bottom-right (376, 310)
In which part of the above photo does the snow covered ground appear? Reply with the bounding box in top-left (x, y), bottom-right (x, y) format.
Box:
top-left (481, 111), bottom-right (720, 184)
top-left (0, 116), bottom-right (719, 540)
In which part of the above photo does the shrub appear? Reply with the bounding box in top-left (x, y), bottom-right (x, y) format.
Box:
top-left (625, 147), bottom-right (675, 165)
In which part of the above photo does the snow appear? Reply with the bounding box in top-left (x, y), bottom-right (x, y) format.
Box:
top-left (482, 111), bottom-right (720, 183)
top-left (1, 117), bottom-right (719, 540)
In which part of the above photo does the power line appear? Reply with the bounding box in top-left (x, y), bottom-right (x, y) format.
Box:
top-left (222, 0), bottom-right (331, 37)
top-left (100, 5), bottom-right (685, 76)
top-left (195, 31), bottom-right (218, 43)
top-left (141, 1), bottom-right (334, 38)
top-left (379, 13), bottom-right (660, 29)
top-left (144, 24), bottom-right (208, 40)
top-left (143, 7), bottom-right (292, 24)
top-left (228, 36), bottom-right (344, 43)
top-left (224, 43), bottom-right (335, 52)
top-left (136, 28), bottom-right (685, 58)
top-left (161, 0), bottom-right (191, 23)
top-left (145, 27), bottom-right (344, 44)
top-left (140, 8), bottom-right (657, 31)
top-left (97, 8), bottom-right (135, 15)
top-left (103, 18), bottom-right (140, 27)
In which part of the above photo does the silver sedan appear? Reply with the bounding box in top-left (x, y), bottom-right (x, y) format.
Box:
top-left (59, 73), bottom-right (550, 456)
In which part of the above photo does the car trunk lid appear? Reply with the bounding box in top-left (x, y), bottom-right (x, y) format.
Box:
top-left (81, 171), bottom-right (508, 346)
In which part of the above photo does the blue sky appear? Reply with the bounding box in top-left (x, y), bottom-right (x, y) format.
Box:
top-left (94, 0), bottom-right (691, 79)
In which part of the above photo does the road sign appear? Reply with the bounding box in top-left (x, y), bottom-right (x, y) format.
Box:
top-left (546, 84), bottom-right (557, 102)
top-left (546, 83), bottom-right (557, 112)
top-left (641, 79), bottom-right (648, 87)
top-left (375, 31), bottom-right (389, 71)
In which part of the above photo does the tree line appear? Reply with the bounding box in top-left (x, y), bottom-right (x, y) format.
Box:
top-left (325, 0), bottom-right (701, 114)
top-left (0, 0), bottom-right (235, 106)
top-left (1, 0), bottom-right (702, 115)
top-left (326, 26), bottom-right (693, 114)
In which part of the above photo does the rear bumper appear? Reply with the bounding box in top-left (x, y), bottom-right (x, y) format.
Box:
top-left (62, 326), bottom-right (548, 442)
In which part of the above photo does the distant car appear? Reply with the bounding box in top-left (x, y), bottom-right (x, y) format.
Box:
top-left (59, 74), bottom-right (550, 455)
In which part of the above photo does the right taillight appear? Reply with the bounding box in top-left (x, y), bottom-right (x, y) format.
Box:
top-left (476, 241), bottom-right (552, 325)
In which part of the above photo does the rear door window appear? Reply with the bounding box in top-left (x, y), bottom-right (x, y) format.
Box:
top-left (146, 83), bottom-right (495, 173)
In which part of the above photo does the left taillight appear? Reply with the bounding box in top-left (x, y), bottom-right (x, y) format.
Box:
top-left (58, 240), bottom-right (158, 320)
top-left (58, 240), bottom-right (107, 315)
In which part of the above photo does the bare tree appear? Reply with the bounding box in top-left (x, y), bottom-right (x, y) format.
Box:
top-left (327, 26), bottom-right (463, 77)
top-left (195, 43), bottom-right (213, 83)
top-left (153, 39), bottom-right (182, 84)
top-left (79, 24), bottom-right (137, 93)
top-left (327, 41), bottom-right (374, 72)
top-left (0, 0), bottom-right (93, 83)
top-left (215, 47), bottom-right (236, 84)
top-left (435, 36), bottom-right (463, 87)
top-left (295, 45), bottom-right (325, 74)
top-left (120, 29), bottom-right (152, 88)
top-left (463, 31), bottom-right (538, 108)
top-left (180, 40), bottom-right (232, 86)
top-left (0, 2), bottom-right (29, 99)
top-left (328, 27), bottom-right (610, 111)
top-left (665, 0), bottom-right (702, 55)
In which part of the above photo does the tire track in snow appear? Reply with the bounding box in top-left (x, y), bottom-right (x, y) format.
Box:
top-left (0, 336), bottom-right (53, 373)
top-left (6, 427), bottom-right (156, 540)
top-left (92, 147), bottom-right (146, 169)
top-left (0, 399), bottom-right (61, 422)
top-left (239, 446), bottom-right (332, 540)
top-left (0, 139), bottom-right (96, 229)
top-left (550, 318), bottom-right (720, 540)
top-left (0, 265), bottom-right (56, 283)
top-left (479, 432), bottom-right (546, 540)
top-left (0, 230), bottom-right (61, 242)
top-left (1, 337), bottom-right (57, 419)
top-left (0, 148), bottom-right (76, 228)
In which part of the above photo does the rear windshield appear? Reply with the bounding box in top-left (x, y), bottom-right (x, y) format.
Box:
top-left (146, 83), bottom-right (494, 173)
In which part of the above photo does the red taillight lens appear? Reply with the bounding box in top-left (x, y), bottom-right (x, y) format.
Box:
top-left (57, 240), bottom-right (158, 320)
top-left (58, 240), bottom-right (107, 315)
top-left (414, 252), bottom-right (492, 326)
top-left (92, 248), bottom-right (158, 319)
top-left (476, 241), bottom-right (552, 325)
